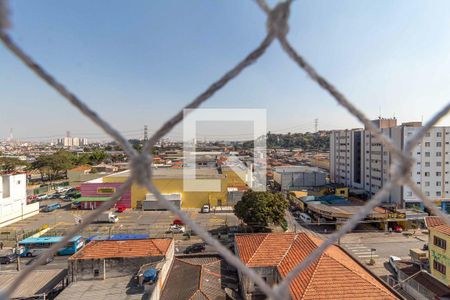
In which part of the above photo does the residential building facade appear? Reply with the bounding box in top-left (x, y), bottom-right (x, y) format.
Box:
top-left (330, 118), bottom-right (450, 209)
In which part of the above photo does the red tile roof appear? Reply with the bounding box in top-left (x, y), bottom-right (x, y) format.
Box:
top-left (235, 233), bottom-right (399, 300)
top-left (425, 216), bottom-right (445, 228)
top-left (70, 239), bottom-right (172, 260)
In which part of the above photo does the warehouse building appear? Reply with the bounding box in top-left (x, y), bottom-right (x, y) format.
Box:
top-left (273, 166), bottom-right (327, 191)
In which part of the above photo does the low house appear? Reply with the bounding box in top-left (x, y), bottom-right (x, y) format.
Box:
top-left (396, 261), bottom-right (450, 300)
top-left (68, 238), bottom-right (174, 282)
top-left (235, 232), bottom-right (401, 300)
top-left (158, 254), bottom-right (237, 300)
top-left (425, 216), bottom-right (450, 286)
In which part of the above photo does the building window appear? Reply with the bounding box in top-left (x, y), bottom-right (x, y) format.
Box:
top-left (94, 269), bottom-right (100, 277)
top-left (425, 191), bottom-right (430, 196)
top-left (406, 192), bottom-right (412, 197)
top-left (417, 182), bottom-right (421, 185)
top-left (425, 132), bottom-right (431, 137)
top-left (425, 152), bottom-right (430, 157)
top-left (437, 132), bottom-right (443, 138)
top-left (434, 236), bottom-right (447, 250)
top-left (437, 162), bottom-right (442, 167)
top-left (425, 142), bottom-right (431, 147)
top-left (437, 181), bottom-right (442, 187)
top-left (437, 152), bottom-right (442, 157)
top-left (425, 172), bottom-right (430, 177)
top-left (417, 152), bottom-right (421, 155)
top-left (437, 172), bottom-right (442, 176)
top-left (434, 260), bottom-right (446, 274)
top-left (437, 142), bottom-right (442, 147)
top-left (425, 162), bottom-right (430, 167)
top-left (425, 182), bottom-right (430, 187)
top-left (437, 191), bottom-right (442, 197)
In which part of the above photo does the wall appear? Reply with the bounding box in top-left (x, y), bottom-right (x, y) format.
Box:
top-left (429, 228), bottom-right (450, 286)
top-left (70, 255), bottom-right (165, 282)
top-left (80, 182), bottom-right (131, 208)
top-left (0, 174), bottom-right (40, 227)
top-left (238, 266), bottom-right (278, 300)
top-left (150, 240), bottom-right (175, 300)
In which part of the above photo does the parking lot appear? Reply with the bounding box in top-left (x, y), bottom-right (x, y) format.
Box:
top-left (0, 204), bottom-right (240, 243)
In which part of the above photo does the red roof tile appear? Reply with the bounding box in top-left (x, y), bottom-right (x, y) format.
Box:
top-left (235, 233), bottom-right (399, 300)
top-left (425, 216), bottom-right (445, 228)
top-left (69, 239), bottom-right (172, 260)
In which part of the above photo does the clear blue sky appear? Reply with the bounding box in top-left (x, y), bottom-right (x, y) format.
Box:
top-left (1, 0), bottom-right (450, 142)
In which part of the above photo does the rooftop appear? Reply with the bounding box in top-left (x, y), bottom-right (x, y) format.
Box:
top-left (55, 275), bottom-right (144, 300)
top-left (69, 238), bottom-right (172, 260)
top-left (235, 233), bottom-right (399, 300)
top-left (397, 261), bottom-right (450, 297)
top-left (274, 165), bottom-right (324, 174)
top-left (0, 269), bottom-right (67, 299)
top-left (105, 167), bottom-right (221, 179)
top-left (424, 216), bottom-right (450, 236)
top-left (160, 254), bottom-right (230, 300)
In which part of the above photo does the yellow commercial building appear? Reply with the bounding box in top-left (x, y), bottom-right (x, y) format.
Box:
top-left (103, 168), bottom-right (228, 209)
top-left (426, 216), bottom-right (450, 286)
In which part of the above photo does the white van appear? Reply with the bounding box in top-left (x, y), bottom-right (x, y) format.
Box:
top-left (389, 256), bottom-right (402, 272)
top-left (299, 213), bottom-right (312, 224)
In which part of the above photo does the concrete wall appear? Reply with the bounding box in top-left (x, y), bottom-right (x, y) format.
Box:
top-left (238, 266), bottom-right (278, 300)
top-left (150, 240), bottom-right (174, 300)
top-left (70, 255), bottom-right (165, 282)
top-left (0, 174), bottom-right (40, 227)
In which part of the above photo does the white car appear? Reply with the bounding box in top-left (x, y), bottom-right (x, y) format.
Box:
top-left (168, 225), bottom-right (185, 234)
top-left (201, 205), bottom-right (210, 213)
top-left (389, 256), bottom-right (402, 272)
top-left (36, 194), bottom-right (49, 200)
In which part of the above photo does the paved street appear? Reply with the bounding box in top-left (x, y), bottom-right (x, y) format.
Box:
top-left (286, 210), bottom-right (427, 279)
top-left (340, 231), bottom-right (426, 278)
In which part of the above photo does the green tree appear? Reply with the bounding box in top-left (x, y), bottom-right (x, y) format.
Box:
top-left (31, 151), bottom-right (74, 182)
top-left (89, 150), bottom-right (108, 165)
top-left (0, 157), bottom-right (28, 172)
top-left (234, 190), bottom-right (288, 227)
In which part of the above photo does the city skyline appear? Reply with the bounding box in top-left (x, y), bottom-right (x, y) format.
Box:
top-left (1, 0), bottom-right (450, 141)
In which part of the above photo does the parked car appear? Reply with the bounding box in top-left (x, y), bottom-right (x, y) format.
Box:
top-left (116, 205), bottom-right (126, 213)
top-left (49, 193), bottom-right (62, 199)
top-left (36, 194), bottom-right (49, 200)
top-left (0, 249), bottom-right (17, 264)
top-left (184, 243), bottom-right (206, 254)
top-left (393, 225), bottom-right (403, 233)
top-left (167, 225), bottom-right (185, 234)
top-left (389, 255), bottom-right (402, 272)
top-left (298, 213), bottom-right (312, 224)
top-left (26, 255), bottom-right (54, 265)
top-left (63, 195), bottom-right (73, 201)
top-left (43, 203), bottom-right (61, 212)
top-left (201, 204), bottom-right (210, 213)
top-left (172, 219), bottom-right (184, 226)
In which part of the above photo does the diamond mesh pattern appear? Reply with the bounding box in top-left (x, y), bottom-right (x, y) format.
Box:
top-left (1, 1), bottom-right (449, 299)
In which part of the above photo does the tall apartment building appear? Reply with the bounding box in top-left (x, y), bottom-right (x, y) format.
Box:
top-left (330, 118), bottom-right (450, 210)
top-left (57, 137), bottom-right (88, 147)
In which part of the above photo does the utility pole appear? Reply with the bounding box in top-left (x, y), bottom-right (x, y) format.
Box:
top-left (15, 236), bottom-right (20, 271)
top-left (144, 125), bottom-right (148, 141)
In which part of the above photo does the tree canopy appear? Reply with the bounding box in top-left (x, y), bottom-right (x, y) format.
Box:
top-left (234, 190), bottom-right (288, 227)
top-left (0, 157), bottom-right (28, 172)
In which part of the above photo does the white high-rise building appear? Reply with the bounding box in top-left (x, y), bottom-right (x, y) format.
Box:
top-left (330, 118), bottom-right (450, 210)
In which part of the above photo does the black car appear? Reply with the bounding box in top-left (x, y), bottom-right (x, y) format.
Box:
top-left (184, 243), bottom-right (206, 254)
top-left (0, 252), bottom-right (17, 264)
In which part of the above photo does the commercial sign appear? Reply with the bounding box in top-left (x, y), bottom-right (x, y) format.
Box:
top-left (97, 187), bottom-right (116, 194)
